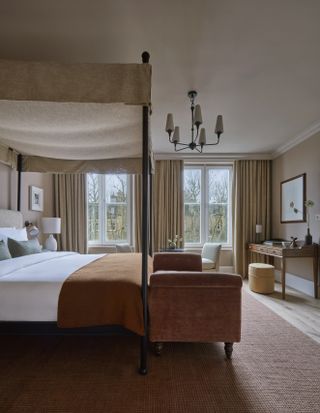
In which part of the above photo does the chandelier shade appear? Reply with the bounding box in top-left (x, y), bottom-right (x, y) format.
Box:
top-left (165, 91), bottom-right (224, 153)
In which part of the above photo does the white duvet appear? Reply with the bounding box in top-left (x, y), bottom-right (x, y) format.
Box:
top-left (0, 251), bottom-right (104, 321)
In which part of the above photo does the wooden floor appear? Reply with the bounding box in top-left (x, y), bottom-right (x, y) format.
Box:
top-left (243, 280), bottom-right (320, 344)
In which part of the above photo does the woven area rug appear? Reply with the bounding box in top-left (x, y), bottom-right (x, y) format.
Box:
top-left (0, 290), bottom-right (319, 413)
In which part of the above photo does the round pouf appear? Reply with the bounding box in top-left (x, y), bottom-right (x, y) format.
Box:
top-left (248, 263), bottom-right (275, 294)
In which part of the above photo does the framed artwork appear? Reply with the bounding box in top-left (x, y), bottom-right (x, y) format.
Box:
top-left (280, 173), bottom-right (306, 223)
top-left (29, 186), bottom-right (44, 212)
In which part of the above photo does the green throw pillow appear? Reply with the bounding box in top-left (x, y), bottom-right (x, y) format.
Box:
top-left (0, 240), bottom-right (12, 260)
top-left (8, 238), bottom-right (41, 258)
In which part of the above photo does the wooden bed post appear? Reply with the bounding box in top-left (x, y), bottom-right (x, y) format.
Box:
top-left (139, 51), bottom-right (150, 375)
top-left (17, 154), bottom-right (22, 212)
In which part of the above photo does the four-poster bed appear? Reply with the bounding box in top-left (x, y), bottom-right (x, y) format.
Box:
top-left (0, 52), bottom-right (152, 374)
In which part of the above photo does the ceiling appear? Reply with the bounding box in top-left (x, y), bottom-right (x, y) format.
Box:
top-left (0, 0), bottom-right (320, 157)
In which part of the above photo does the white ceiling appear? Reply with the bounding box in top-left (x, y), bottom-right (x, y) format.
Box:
top-left (0, 0), bottom-right (320, 157)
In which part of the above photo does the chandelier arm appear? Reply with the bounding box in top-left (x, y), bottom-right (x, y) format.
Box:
top-left (203, 136), bottom-right (220, 146)
top-left (174, 145), bottom-right (190, 152)
top-left (195, 125), bottom-right (200, 141)
top-left (174, 142), bottom-right (190, 147)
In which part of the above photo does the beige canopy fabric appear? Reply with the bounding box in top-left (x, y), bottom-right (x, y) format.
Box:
top-left (0, 60), bottom-right (151, 105)
top-left (0, 59), bottom-right (152, 174)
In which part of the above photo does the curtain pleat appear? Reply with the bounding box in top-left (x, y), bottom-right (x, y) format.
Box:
top-left (233, 160), bottom-right (271, 277)
top-left (153, 160), bottom-right (184, 252)
top-left (134, 174), bottom-right (142, 252)
top-left (54, 174), bottom-right (87, 253)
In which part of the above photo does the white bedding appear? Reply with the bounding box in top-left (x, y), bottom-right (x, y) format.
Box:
top-left (0, 251), bottom-right (104, 322)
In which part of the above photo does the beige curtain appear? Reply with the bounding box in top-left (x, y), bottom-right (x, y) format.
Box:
top-left (0, 143), bottom-right (17, 169)
top-left (134, 173), bottom-right (154, 253)
top-left (134, 174), bottom-right (142, 252)
top-left (54, 174), bottom-right (87, 253)
top-left (153, 160), bottom-right (184, 252)
top-left (233, 160), bottom-right (271, 277)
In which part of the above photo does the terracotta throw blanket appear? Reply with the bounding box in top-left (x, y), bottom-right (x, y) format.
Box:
top-left (58, 253), bottom-right (153, 335)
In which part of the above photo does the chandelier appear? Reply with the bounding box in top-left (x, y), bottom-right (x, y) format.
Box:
top-left (165, 91), bottom-right (224, 152)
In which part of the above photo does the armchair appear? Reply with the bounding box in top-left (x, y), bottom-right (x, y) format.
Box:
top-left (201, 243), bottom-right (222, 271)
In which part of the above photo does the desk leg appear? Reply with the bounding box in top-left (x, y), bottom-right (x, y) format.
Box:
top-left (313, 253), bottom-right (318, 299)
top-left (281, 258), bottom-right (286, 300)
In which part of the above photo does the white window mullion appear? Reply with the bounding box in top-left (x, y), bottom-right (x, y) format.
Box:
top-left (101, 174), bottom-right (106, 244)
top-left (201, 166), bottom-right (207, 245)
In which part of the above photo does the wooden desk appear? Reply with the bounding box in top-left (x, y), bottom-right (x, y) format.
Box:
top-left (248, 243), bottom-right (319, 300)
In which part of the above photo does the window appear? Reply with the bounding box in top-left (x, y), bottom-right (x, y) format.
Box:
top-left (87, 174), bottom-right (132, 245)
top-left (184, 165), bottom-right (232, 246)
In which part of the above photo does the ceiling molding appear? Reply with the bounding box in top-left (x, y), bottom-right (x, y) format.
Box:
top-left (154, 152), bottom-right (273, 161)
top-left (272, 120), bottom-right (320, 159)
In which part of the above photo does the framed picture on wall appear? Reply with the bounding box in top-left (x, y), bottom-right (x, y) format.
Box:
top-left (280, 173), bottom-right (306, 223)
top-left (29, 186), bottom-right (44, 212)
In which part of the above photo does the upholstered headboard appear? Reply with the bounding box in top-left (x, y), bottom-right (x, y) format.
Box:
top-left (0, 209), bottom-right (23, 228)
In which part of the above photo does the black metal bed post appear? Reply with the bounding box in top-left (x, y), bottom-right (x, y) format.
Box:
top-left (17, 154), bottom-right (22, 212)
top-left (139, 51), bottom-right (150, 375)
top-left (149, 168), bottom-right (153, 256)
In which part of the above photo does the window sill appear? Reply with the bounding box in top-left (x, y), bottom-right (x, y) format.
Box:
top-left (184, 245), bottom-right (233, 251)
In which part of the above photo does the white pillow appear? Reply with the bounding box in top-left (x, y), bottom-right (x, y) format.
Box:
top-left (0, 227), bottom-right (28, 244)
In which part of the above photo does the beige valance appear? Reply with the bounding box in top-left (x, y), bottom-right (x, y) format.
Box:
top-left (22, 155), bottom-right (143, 175)
top-left (0, 60), bottom-right (151, 105)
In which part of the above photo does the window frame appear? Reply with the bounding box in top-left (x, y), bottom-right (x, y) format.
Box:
top-left (87, 173), bottom-right (133, 246)
top-left (184, 164), bottom-right (233, 249)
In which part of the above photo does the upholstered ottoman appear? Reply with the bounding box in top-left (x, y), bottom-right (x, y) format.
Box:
top-left (248, 263), bottom-right (275, 294)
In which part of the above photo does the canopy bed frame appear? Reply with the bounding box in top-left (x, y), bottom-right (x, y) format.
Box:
top-left (0, 52), bottom-right (152, 374)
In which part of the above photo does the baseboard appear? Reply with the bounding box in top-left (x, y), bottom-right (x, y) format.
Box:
top-left (220, 266), bottom-right (235, 273)
top-left (275, 270), bottom-right (315, 297)
top-left (0, 322), bottom-right (135, 336)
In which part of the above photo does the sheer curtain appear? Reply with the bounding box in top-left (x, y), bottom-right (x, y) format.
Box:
top-left (54, 174), bottom-right (87, 253)
top-left (233, 160), bottom-right (271, 277)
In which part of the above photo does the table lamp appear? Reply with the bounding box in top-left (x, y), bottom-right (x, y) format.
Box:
top-left (42, 217), bottom-right (61, 251)
top-left (256, 224), bottom-right (262, 243)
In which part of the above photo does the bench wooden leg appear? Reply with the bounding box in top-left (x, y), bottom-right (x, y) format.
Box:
top-left (224, 342), bottom-right (233, 359)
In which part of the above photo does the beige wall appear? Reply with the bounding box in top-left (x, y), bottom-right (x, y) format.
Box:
top-left (272, 132), bottom-right (320, 284)
top-left (0, 163), bottom-right (54, 240)
top-left (19, 172), bottom-right (54, 231)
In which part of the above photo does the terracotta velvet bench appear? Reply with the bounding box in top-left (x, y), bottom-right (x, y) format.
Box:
top-left (149, 253), bottom-right (242, 359)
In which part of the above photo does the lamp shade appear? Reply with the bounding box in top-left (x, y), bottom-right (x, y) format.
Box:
top-left (42, 217), bottom-right (61, 234)
top-left (256, 224), bottom-right (262, 234)
top-left (215, 115), bottom-right (224, 134)
top-left (172, 126), bottom-right (180, 143)
top-left (199, 128), bottom-right (206, 145)
top-left (194, 104), bottom-right (203, 125)
top-left (165, 113), bottom-right (174, 133)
